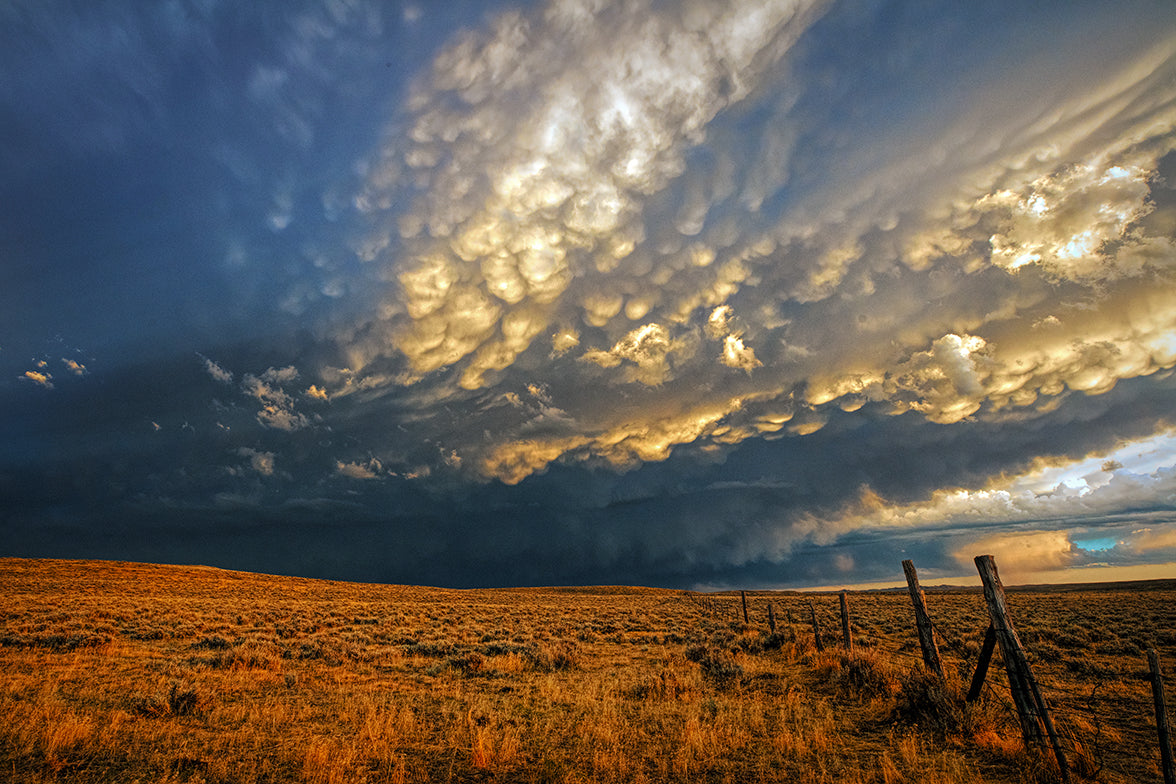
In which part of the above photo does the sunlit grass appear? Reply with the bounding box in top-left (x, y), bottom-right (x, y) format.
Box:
top-left (1, 558), bottom-right (1172, 783)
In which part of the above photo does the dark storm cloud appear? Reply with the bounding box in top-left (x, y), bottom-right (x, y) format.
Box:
top-left (2, 0), bottom-right (1175, 588)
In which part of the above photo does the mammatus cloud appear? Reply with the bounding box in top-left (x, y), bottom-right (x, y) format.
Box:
top-left (299, 0), bottom-right (1176, 489)
top-left (340, 0), bottom-right (824, 388)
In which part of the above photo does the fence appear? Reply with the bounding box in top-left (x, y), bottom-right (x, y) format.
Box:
top-left (686, 555), bottom-right (1176, 783)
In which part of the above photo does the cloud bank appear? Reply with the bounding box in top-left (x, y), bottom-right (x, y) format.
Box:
top-left (1, 0), bottom-right (1174, 588)
top-left (320, 0), bottom-right (1176, 491)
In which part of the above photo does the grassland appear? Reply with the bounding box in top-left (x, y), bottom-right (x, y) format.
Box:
top-left (1, 558), bottom-right (1174, 783)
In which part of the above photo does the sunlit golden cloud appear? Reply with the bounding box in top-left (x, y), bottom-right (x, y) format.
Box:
top-left (300, 0), bottom-right (1176, 489)
top-left (343, 0), bottom-right (826, 388)
top-left (21, 370), bottom-right (53, 389)
top-left (952, 531), bottom-right (1078, 581)
top-left (482, 396), bottom-right (747, 484)
top-left (336, 459), bottom-right (384, 480)
top-left (799, 431), bottom-right (1176, 548)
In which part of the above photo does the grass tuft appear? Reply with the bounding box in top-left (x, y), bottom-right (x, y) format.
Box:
top-left (132, 682), bottom-right (213, 717)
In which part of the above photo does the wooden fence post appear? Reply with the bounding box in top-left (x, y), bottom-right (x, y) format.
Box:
top-left (808, 599), bottom-right (824, 652)
top-left (902, 560), bottom-right (944, 678)
top-left (741, 591), bottom-right (749, 625)
top-left (975, 555), bottom-right (1069, 782)
top-left (1149, 648), bottom-right (1176, 784)
top-left (967, 624), bottom-right (997, 703)
top-left (768, 602), bottom-right (777, 634)
top-left (839, 591), bottom-right (853, 654)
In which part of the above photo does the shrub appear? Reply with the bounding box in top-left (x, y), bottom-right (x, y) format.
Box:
top-left (839, 651), bottom-right (898, 698)
top-left (133, 683), bottom-right (212, 718)
top-left (685, 645), bottom-right (743, 687)
top-left (0, 632), bottom-right (111, 651)
top-left (890, 668), bottom-right (996, 739)
top-left (404, 641), bottom-right (453, 658)
top-left (203, 638), bottom-right (283, 670)
top-left (757, 631), bottom-right (791, 652)
top-left (525, 641), bottom-right (580, 672)
top-left (192, 635), bottom-right (233, 650)
top-left (449, 651), bottom-right (486, 675)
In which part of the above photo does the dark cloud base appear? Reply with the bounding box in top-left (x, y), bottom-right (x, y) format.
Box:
top-left (5, 370), bottom-right (1173, 589)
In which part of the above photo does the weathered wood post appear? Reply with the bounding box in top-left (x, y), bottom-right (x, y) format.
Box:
top-left (808, 599), bottom-right (824, 652)
top-left (768, 602), bottom-right (777, 634)
top-left (839, 591), bottom-right (853, 654)
top-left (1149, 648), bottom-right (1176, 784)
top-left (741, 591), bottom-right (749, 625)
top-left (975, 555), bottom-right (1069, 782)
top-left (902, 560), bottom-right (944, 678)
top-left (967, 624), bottom-right (997, 703)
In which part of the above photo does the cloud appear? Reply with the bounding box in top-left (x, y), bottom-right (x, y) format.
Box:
top-left (772, 428), bottom-right (1176, 577)
top-left (720, 334), bottom-right (761, 372)
top-left (340, 0), bottom-right (828, 389)
top-left (581, 322), bottom-right (700, 385)
top-left (1127, 527), bottom-right (1176, 554)
top-left (954, 530), bottom-right (1077, 576)
top-left (260, 366), bottom-right (299, 384)
top-left (61, 358), bottom-right (87, 376)
top-left (237, 447), bottom-right (276, 477)
top-left (481, 395), bottom-right (747, 483)
top-left (199, 355), bottom-right (233, 384)
top-left (291, 0), bottom-right (1176, 490)
top-left (4, 0), bottom-right (1175, 590)
top-left (21, 370), bottom-right (53, 389)
top-left (241, 370), bottom-right (311, 432)
top-left (336, 459), bottom-right (384, 480)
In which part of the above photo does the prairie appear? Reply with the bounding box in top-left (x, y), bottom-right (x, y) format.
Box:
top-left (1, 558), bottom-right (1173, 783)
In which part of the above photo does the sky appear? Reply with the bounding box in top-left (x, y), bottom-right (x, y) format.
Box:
top-left (2, 0), bottom-right (1175, 590)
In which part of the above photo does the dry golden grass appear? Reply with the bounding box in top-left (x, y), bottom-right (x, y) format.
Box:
top-left (1, 558), bottom-right (1173, 783)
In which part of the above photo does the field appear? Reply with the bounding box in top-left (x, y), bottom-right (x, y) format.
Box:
top-left (1, 558), bottom-right (1174, 783)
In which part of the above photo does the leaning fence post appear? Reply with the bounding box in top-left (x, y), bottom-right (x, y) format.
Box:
top-left (839, 591), bottom-right (853, 654)
top-left (975, 555), bottom-right (1069, 782)
top-left (967, 624), bottom-right (997, 703)
top-left (1149, 648), bottom-right (1176, 784)
top-left (808, 599), bottom-right (824, 652)
top-left (741, 590), bottom-right (750, 625)
top-left (902, 560), bottom-right (944, 678)
top-left (768, 602), bottom-right (777, 634)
